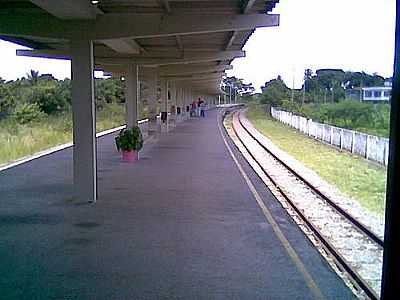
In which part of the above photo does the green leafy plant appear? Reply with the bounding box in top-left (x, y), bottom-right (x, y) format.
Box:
top-left (12, 103), bottom-right (46, 124)
top-left (115, 126), bottom-right (143, 152)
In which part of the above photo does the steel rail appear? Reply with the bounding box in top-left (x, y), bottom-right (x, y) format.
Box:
top-left (227, 110), bottom-right (380, 300)
top-left (237, 111), bottom-right (384, 248)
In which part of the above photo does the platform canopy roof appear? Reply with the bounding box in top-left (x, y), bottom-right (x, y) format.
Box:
top-left (0, 0), bottom-right (280, 95)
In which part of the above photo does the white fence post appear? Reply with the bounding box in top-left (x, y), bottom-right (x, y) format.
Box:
top-left (340, 129), bottom-right (343, 150)
top-left (351, 131), bottom-right (356, 153)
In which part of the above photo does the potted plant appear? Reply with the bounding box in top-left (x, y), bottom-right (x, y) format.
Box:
top-left (115, 126), bottom-right (144, 163)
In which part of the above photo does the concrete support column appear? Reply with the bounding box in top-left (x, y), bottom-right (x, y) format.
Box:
top-left (147, 67), bottom-right (159, 133)
top-left (179, 86), bottom-right (184, 121)
top-left (169, 81), bottom-right (177, 129)
top-left (188, 88), bottom-right (192, 116)
top-left (71, 39), bottom-right (97, 203)
top-left (181, 87), bottom-right (185, 120)
top-left (176, 85), bottom-right (183, 123)
top-left (182, 86), bottom-right (187, 121)
top-left (186, 88), bottom-right (190, 119)
top-left (190, 88), bottom-right (194, 114)
top-left (160, 78), bottom-right (169, 133)
top-left (184, 87), bottom-right (189, 120)
top-left (126, 64), bottom-right (139, 128)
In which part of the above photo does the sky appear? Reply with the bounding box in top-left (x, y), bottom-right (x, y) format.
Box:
top-left (0, 0), bottom-right (396, 91)
top-left (227, 0), bottom-right (396, 90)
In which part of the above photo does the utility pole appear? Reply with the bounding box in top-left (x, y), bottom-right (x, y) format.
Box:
top-left (302, 69), bottom-right (307, 105)
top-left (235, 88), bottom-right (237, 103)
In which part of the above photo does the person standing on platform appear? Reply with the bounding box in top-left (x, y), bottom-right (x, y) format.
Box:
top-left (200, 101), bottom-right (206, 117)
top-left (190, 100), bottom-right (197, 117)
top-left (197, 97), bottom-right (203, 117)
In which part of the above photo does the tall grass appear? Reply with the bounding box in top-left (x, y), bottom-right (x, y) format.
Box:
top-left (0, 103), bottom-right (125, 166)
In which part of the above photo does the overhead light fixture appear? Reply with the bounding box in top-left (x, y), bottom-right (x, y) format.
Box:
top-left (91, 0), bottom-right (99, 5)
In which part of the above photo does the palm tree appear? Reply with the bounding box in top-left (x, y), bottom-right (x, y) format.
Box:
top-left (26, 70), bottom-right (39, 85)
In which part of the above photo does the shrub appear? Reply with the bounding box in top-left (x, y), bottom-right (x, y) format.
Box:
top-left (12, 103), bottom-right (46, 124)
top-left (30, 84), bottom-right (70, 114)
top-left (115, 126), bottom-right (143, 151)
top-left (280, 100), bottom-right (301, 113)
top-left (274, 100), bottom-right (390, 137)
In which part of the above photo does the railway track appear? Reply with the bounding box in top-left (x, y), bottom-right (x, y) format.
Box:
top-left (226, 109), bottom-right (383, 299)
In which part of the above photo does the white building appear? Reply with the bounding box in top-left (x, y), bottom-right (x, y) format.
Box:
top-left (361, 79), bottom-right (392, 102)
top-left (362, 86), bottom-right (391, 102)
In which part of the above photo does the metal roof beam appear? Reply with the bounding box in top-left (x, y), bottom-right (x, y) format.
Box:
top-left (98, 51), bottom-right (245, 66)
top-left (172, 77), bottom-right (222, 83)
top-left (160, 65), bottom-right (232, 76)
top-left (162, 72), bottom-right (225, 80)
top-left (97, 13), bottom-right (279, 40)
top-left (0, 13), bottom-right (279, 40)
top-left (175, 35), bottom-right (184, 54)
top-left (225, 31), bottom-right (238, 50)
top-left (101, 39), bottom-right (142, 55)
top-left (16, 49), bottom-right (245, 66)
top-left (30, 0), bottom-right (100, 20)
top-left (159, 64), bottom-right (232, 73)
top-left (158, 0), bottom-right (171, 14)
top-left (95, 65), bottom-right (232, 77)
top-left (242, 0), bottom-right (257, 14)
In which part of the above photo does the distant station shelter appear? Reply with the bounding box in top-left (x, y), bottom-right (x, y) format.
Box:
top-left (362, 86), bottom-right (392, 102)
top-left (346, 80), bottom-right (392, 103)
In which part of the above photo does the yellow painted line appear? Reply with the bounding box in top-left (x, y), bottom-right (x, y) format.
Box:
top-left (218, 112), bottom-right (326, 300)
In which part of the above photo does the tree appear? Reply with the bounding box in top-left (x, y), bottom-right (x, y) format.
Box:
top-left (30, 82), bottom-right (70, 114)
top-left (94, 77), bottom-right (126, 110)
top-left (0, 82), bottom-right (15, 117)
top-left (343, 71), bottom-right (385, 89)
top-left (222, 76), bottom-right (255, 100)
top-left (301, 68), bottom-right (347, 103)
top-left (303, 69), bottom-right (313, 92)
top-left (260, 76), bottom-right (290, 106)
top-left (26, 70), bottom-right (40, 86)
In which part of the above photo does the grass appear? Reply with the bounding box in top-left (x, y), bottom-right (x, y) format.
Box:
top-left (0, 103), bottom-right (125, 166)
top-left (246, 104), bottom-right (387, 217)
top-left (352, 126), bottom-right (389, 138)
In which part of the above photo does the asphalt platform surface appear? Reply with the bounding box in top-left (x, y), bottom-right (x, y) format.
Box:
top-left (0, 109), bottom-right (356, 299)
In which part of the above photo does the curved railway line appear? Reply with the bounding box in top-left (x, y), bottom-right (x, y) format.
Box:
top-left (224, 108), bottom-right (383, 300)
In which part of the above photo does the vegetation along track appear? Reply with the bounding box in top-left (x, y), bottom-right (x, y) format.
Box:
top-left (227, 109), bottom-right (383, 299)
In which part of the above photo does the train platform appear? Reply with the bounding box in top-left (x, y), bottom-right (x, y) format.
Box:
top-left (0, 109), bottom-right (355, 299)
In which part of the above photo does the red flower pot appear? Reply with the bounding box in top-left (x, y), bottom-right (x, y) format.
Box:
top-left (122, 150), bottom-right (138, 163)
